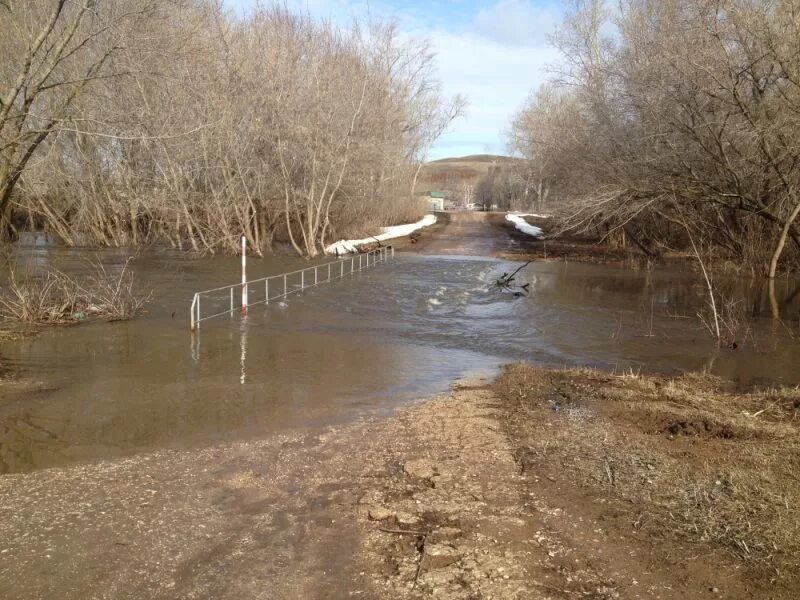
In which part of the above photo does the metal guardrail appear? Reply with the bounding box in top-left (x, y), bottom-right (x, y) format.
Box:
top-left (190, 246), bottom-right (393, 330)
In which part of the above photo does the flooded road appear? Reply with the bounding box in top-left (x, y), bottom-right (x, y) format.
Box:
top-left (1, 219), bottom-right (799, 474)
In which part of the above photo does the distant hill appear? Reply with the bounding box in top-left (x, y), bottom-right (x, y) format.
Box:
top-left (428, 154), bottom-right (517, 165)
top-left (417, 155), bottom-right (520, 198)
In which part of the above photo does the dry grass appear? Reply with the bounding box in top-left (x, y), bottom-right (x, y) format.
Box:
top-left (0, 329), bottom-right (30, 341)
top-left (0, 257), bottom-right (151, 324)
top-left (696, 293), bottom-right (755, 347)
top-left (496, 364), bottom-right (800, 589)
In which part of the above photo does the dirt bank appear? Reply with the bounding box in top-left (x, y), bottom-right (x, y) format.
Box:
top-left (496, 365), bottom-right (800, 599)
top-left (2, 367), bottom-right (797, 599)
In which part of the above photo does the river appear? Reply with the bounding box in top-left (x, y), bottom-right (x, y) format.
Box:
top-left (1, 230), bottom-right (799, 474)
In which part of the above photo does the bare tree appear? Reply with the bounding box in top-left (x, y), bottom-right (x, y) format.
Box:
top-left (1, 2), bottom-right (460, 257)
top-left (510, 0), bottom-right (800, 275)
top-left (0, 0), bottom-right (170, 239)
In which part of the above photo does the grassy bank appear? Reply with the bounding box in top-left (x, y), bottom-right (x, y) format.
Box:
top-left (495, 364), bottom-right (800, 593)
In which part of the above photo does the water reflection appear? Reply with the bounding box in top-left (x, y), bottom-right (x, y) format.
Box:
top-left (239, 320), bottom-right (247, 385)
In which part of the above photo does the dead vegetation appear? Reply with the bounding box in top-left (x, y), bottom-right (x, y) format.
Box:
top-left (0, 258), bottom-right (151, 324)
top-left (509, 0), bottom-right (800, 277)
top-left (0, 2), bottom-right (462, 257)
top-left (496, 364), bottom-right (800, 594)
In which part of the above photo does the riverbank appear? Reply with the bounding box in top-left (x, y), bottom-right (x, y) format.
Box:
top-left (496, 215), bottom-right (788, 276)
top-left (495, 365), bottom-right (800, 598)
top-left (497, 215), bottom-right (649, 266)
top-left (2, 365), bottom-right (797, 599)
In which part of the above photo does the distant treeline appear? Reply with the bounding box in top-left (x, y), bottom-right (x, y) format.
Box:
top-left (0, 1), bottom-right (462, 256)
top-left (509, 0), bottom-right (800, 276)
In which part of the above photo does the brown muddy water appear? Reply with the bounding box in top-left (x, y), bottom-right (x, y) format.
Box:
top-left (1, 243), bottom-right (799, 474)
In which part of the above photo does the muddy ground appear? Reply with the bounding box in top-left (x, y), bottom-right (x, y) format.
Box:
top-left (2, 367), bottom-right (797, 599)
top-left (394, 211), bottom-right (646, 266)
top-left (391, 211), bottom-right (516, 256)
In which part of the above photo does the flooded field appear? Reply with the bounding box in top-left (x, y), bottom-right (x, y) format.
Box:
top-left (1, 244), bottom-right (799, 474)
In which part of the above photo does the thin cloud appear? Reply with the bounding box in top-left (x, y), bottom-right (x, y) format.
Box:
top-left (424, 27), bottom-right (559, 158)
top-left (473, 0), bottom-right (562, 47)
top-left (224, 0), bottom-right (561, 158)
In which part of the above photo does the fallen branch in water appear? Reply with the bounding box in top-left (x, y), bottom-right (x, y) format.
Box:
top-left (495, 261), bottom-right (532, 296)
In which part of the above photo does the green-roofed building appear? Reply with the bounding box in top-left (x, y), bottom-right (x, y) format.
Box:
top-left (419, 190), bottom-right (445, 212)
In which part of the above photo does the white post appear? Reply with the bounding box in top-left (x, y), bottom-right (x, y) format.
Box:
top-left (265, 279), bottom-right (269, 304)
top-left (241, 235), bottom-right (248, 316)
top-left (191, 294), bottom-right (198, 331)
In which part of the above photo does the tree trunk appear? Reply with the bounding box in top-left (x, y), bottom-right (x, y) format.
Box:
top-left (768, 198), bottom-right (800, 279)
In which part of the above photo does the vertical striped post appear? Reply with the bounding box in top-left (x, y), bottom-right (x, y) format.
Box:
top-left (191, 294), bottom-right (198, 331)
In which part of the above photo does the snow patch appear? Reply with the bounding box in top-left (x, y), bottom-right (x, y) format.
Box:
top-left (325, 214), bottom-right (437, 255)
top-left (506, 213), bottom-right (544, 238)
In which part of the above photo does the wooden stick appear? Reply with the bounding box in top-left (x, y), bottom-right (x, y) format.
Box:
top-left (378, 528), bottom-right (428, 536)
top-left (413, 546), bottom-right (425, 588)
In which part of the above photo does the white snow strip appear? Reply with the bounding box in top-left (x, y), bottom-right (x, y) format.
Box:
top-left (506, 213), bottom-right (544, 238)
top-left (325, 214), bottom-right (437, 255)
top-left (515, 213), bottom-right (551, 219)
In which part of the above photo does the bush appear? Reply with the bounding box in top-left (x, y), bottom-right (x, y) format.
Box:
top-left (0, 258), bottom-right (151, 324)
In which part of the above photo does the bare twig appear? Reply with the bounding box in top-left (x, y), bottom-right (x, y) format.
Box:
top-left (378, 528), bottom-right (428, 536)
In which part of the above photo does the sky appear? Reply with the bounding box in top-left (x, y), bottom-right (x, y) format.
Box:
top-left (222, 0), bottom-right (565, 160)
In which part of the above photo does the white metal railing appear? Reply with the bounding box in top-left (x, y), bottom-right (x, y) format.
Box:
top-left (190, 246), bottom-right (394, 330)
